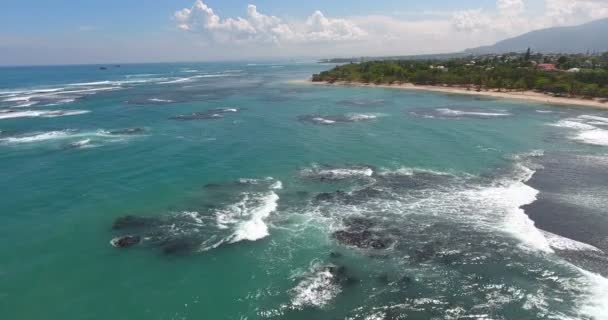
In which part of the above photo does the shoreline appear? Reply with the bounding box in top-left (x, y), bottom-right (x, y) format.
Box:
top-left (290, 79), bottom-right (608, 110)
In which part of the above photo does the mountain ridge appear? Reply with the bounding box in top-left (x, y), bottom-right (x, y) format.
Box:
top-left (465, 18), bottom-right (608, 54)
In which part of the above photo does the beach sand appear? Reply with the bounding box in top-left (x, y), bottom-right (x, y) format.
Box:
top-left (290, 79), bottom-right (608, 110)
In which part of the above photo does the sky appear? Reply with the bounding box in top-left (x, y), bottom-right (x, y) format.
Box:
top-left (1, 0), bottom-right (607, 65)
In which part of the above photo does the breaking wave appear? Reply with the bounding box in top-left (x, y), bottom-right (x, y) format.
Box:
top-left (553, 115), bottom-right (608, 146)
top-left (221, 191), bottom-right (280, 243)
top-left (409, 107), bottom-right (512, 119)
top-left (290, 263), bottom-right (342, 309)
top-left (0, 129), bottom-right (141, 146)
top-left (437, 108), bottom-right (511, 117)
top-left (300, 165), bottom-right (374, 181)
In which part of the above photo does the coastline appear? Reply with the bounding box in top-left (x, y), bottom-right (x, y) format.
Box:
top-left (290, 79), bottom-right (608, 110)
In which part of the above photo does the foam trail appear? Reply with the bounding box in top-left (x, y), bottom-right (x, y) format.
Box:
top-left (148, 98), bottom-right (174, 103)
top-left (346, 113), bottom-right (383, 121)
top-left (437, 108), bottom-right (511, 117)
top-left (0, 110), bottom-right (90, 120)
top-left (0, 131), bottom-right (72, 143)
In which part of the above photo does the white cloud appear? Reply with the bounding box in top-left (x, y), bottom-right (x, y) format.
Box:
top-left (304, 11), bottom-right (366, 42)
top-left (174, 0), bottom-right (365, 44)
top-left (545, 0), bottom-right (608, 25)
top-left (497, 0), bottom-right (525, 16)
top-left (172, 0), bottom-right (608, 59)
top-left (451, 9), bottom-right (492, 32)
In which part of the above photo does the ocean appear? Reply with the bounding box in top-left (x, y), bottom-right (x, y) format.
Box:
top-left (1, 62), bottom-right (607, 320)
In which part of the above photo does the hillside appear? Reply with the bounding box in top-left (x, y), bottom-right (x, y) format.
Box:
top-left (466, 18), bottom-right (608, 54)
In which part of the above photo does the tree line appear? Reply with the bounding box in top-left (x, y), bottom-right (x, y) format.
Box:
top-left (312, 52), bottom-right (608, 99)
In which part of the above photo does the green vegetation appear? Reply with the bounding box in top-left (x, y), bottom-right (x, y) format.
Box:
top-left (313, 52), bottom-right (608, 99)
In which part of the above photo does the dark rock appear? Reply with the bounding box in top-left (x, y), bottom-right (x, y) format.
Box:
top-left (109, 128), bottom-right (146, 135)
top-left (412, 243), bottom-right (437, 263)
top-left (376, 273), bottom-right (390, 284)
top-left (398, 275), bottom-right (413, 285)
top-left (170, 108), bottom-right (239, 121)
top-left (160, 239), bottom-right (197, 255)
top-left (329, 251), bottom-right (342, 259)
top-left (170, 112), bottom-right (224, 121)
top-left (333, 217), bottom-right (392, 249)
top-left (111, 235), bottom-right (141, 248)
top-left (315, 192), bottom-right (335, 202)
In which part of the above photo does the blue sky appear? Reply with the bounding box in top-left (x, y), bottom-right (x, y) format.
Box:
top-left (1, 0), bottom-right (606, 65)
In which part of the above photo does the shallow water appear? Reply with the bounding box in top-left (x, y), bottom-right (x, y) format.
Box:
top-left (1, 62), bottom-right (607, 319)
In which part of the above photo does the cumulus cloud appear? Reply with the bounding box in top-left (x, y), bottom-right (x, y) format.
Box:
top-left (497, 0), bottom-right (525, 16)
top-left (452, 9), bottom-right (492, 32)
top-left (545, 0), bottom-right (608, 25)
top-left (174, 0), bottom-right (365, 44)
top-left (173, 0), bottom-right (608, 58)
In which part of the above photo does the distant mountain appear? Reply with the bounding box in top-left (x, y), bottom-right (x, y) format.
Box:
top-left (466, 18), bottom-right (608, 54)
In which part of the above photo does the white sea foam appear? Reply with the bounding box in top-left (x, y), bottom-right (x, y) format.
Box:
top-left (480, 178), bottom-right (553, 253)
top-left (197, 74), bottom-right (232, 78)
top-left (579, 115), bottom-right (608, 124)
top-left (312, 117), bottom-right (336, 124)
top-left (214, 188), bottom-right (280, 243)
top-left (542, 231), bottom-right (602, 252)
top-left (552, 119), bottom-right (596, 130)
top-left (378, 166), bottom-right (453, 177)
top-left (346, 113), bottom-right (383, 121)
top-left (437, 108), bottom-right (511, 117)
top-left (0, 129), bottom-right (129, 145)
top-left (290, 266), bottom-right (341, 309)
top-left (11, 101), bottom-right (39, 108)
top-left (0, 110), bottom-right (90, 120)
top-left (159, 77), bottom-right (194, 84)
top-left (230, 192), bottom-right (279, 242)
top-left (270, 181), bottom-right (283, 190)
top-left (553, 116), bottom-right (608, 146)
top-left (576, 129), bottom-right (608, 146)
top-left (0, 131), bottom-right (72, 143)
top-left (220, 108), bottom-right (238, 113)
top-left (67, 139), bottom-right (92, 148)
top-left (67, 81), bottom-right (113, 86)
top-left (2, 96), bottom-right (33, 102)
top-left (179, 211), bottom-right (205, 225)
top-left (300, 166), bottom-right (374, 180)
top-left (577, 269), bottom-right (608, 320)
top-left (148, 98), bottom-right (174, 103)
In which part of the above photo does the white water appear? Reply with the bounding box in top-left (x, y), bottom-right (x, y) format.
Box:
top-left (0, 110), bottom-right (90, 120)
top-left (437, 108), bottom-right (511, 117)
top-left (0, 131), bottom-right (72, 143)
top-left (300, 166), bottom-right (374, 180)
top-left (553, 115), bottom-right (608, 146)
top-left (346, 113), bottom-right (383, 121)
top-left (230, 192), bottom-right (279, 243)
top-left (290, 265), bottom-right (341, 309)
top-left (312, 117), bottom-right (336, 124)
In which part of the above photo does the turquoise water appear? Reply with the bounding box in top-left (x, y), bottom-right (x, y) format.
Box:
top-left (1, 63), bottom-right (608, 319)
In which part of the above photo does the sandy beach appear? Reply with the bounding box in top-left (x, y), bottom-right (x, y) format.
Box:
top-left (290, 79), bottom-right (608, 110)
